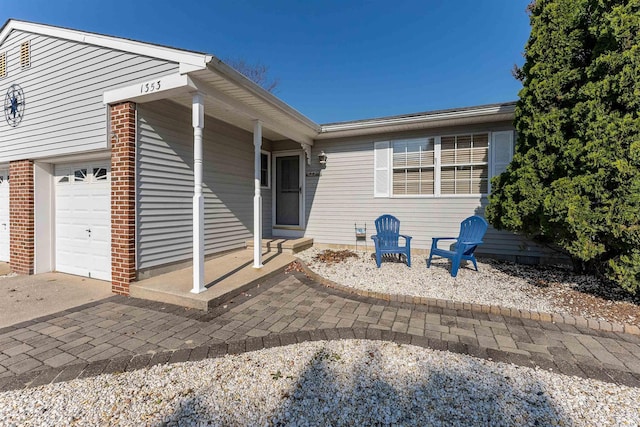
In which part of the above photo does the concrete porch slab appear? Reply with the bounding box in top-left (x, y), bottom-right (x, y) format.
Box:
top-left (130, 249), bottom-right (297, 310)
top-left (246, 237), bottom-right (313, 254)
top-left (0, 262), bottom-right (10, 276)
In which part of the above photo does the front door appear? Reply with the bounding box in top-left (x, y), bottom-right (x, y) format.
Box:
top-left (273, 152), bottom-right (304, 235)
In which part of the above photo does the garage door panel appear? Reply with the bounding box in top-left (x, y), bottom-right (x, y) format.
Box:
top-left (55, 163), bottom-right (111, 281)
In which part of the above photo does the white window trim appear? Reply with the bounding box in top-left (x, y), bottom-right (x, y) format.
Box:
top-left (260, 150), bottom-right (271, 189)
top-left (375, 131), bottom-right (510, 198)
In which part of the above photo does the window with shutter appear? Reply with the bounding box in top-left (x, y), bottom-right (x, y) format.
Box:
top-left (375, 131), bottom-right (512, 198)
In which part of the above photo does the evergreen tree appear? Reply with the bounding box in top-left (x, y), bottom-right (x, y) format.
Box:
top-left (486, 0), bottom-right (640, 293)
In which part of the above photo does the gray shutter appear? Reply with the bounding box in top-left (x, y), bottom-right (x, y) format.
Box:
top-left (374, 141), bottom-right (390, 197)
top-left (491, 131), bottom-right (514, 177)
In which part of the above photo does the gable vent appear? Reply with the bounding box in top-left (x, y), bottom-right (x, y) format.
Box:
top-left (0, 52), bottom-right (6, 78)
top-left (20, 41), bottom-right (30, 68)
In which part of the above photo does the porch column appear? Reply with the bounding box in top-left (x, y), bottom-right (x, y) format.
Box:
top-left (191, 93), bottom-right (206, 294)
top-left (253, 120), bottom-right (263, 268)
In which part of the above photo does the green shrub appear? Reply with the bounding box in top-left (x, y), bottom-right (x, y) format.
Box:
top-left (486, 0), bottom-right (640, 293)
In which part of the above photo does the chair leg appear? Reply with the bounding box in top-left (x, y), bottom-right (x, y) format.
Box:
top-left (376, 251), bottom-right (381, 268)
top-left (450, 254), bottom-right (462, 278)
top-left (427, 253), bottom-right (433, 268)
top-left (471, 255), bottom-right (478, 271)
top-left (406, 251), bottom-right (411, 267)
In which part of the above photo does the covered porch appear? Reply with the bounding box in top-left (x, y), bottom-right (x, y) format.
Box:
top-left (103, 58), bottom-right (319, 299)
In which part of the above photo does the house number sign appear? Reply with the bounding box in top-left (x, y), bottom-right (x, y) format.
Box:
top-left (140, 79), bottom-right (162, 94)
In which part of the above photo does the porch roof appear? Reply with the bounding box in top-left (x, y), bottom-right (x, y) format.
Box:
top-left (103, 64), bottom-right (320, 146)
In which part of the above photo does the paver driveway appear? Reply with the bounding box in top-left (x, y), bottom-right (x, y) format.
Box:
top-left (1, 271), bottom-right (639, 391)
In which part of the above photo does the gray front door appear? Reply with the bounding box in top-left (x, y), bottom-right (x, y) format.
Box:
top-left (275, 155), bottom-right (301, 227)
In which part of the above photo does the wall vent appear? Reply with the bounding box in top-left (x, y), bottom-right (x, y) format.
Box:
top-left (20, 41), bottom-right (30, 69)
top-left (0, 52), bottom-right (6, 78)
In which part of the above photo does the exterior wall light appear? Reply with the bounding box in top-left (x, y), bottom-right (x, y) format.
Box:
top-left (318, 151), bottom-right (327, 164)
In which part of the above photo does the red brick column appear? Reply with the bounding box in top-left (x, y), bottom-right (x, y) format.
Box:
top-left (110, 102), bottom-right (136, 295)
top-left (9, 160), bottom-right (34, 275)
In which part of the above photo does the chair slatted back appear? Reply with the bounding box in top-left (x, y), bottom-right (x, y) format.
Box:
top-left (375, 214), bottom-right (401, 248)
top-left (457, 216), bottom-right (488, 254)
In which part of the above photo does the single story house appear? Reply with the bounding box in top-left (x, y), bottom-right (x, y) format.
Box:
top-left (0, 19), bottom-right (547, 295)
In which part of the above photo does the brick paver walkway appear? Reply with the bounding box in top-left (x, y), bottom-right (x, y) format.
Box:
top-left (1, 271), bottom-right (639, 391)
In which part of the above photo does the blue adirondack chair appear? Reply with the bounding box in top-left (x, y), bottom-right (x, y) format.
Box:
top-left (371, 214), bottom-right (412, 268)
top-left (427, 215), bottom-right (488, 277)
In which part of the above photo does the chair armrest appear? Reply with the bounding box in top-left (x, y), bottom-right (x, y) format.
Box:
top-left (399, 234), bottom-right (412, 243)
top-left (431, 237), bottom-right (457, 243)
top-left (459, 240), bottom-right (483, 245)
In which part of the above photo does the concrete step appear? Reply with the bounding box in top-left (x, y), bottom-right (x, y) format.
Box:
top-left (246, 237), bottom-right (313, 254)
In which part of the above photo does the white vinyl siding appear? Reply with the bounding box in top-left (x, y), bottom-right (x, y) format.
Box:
top-left (0, 30), bottom-right (178, 162)
top-left (137, 100), bottom-right (270, 271)
top-left (305, 123), bottom-right (552, 261)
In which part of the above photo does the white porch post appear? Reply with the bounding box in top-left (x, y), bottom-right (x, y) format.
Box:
top-left (191, 92), bottom-right (206, 294)
top-left (253, 120), bottom-right (264, 268)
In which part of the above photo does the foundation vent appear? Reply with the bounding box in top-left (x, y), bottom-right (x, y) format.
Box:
top-left (20, 41), bottom-right (30, 69)
top-left (0, 52), bottom-right (6, 78)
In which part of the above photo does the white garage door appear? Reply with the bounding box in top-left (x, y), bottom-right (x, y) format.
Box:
top-left (55, 163), bottom-right (111, 281)
top-left (0, 170), bottom-right (9, 262)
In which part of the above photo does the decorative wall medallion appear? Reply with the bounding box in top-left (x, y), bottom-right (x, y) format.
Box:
top-left (4, 84), bottom-right (25, 127)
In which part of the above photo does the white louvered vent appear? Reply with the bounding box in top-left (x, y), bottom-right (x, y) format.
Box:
top-left (20, 41), bottom-right (30, 68)
top-left (0, 52), bottom-right (6, 78)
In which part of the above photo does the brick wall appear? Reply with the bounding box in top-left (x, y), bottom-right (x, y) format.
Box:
top-left (9, 160), bottom-right (34, 275)
top-left (110, 102), bottom-right (136, 295)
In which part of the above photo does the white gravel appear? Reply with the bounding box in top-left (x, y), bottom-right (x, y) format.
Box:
top-left (0, 340), bottom-right (637, 426)
top-left (297, 248), bottom-right (592, 316)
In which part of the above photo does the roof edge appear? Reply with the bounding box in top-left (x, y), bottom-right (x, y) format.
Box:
top-left (0, 19), bottom-right (212, 68)
top-left (320, 102), bottom-right (517, 133)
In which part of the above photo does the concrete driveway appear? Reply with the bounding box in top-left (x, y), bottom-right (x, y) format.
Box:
top-left (0, 269), bottom-right (112, 328)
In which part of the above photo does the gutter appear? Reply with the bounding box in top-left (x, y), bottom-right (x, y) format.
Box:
top-left (320, 102), bottom-right (516, 133)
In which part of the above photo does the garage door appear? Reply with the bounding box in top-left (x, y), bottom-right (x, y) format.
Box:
top-left (55, 163), bottom-right (111, 281)
top-left (0, 170), bottom-right (9, 262)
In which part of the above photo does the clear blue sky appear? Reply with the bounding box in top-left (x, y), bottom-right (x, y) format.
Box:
top-left (0, 0), bottom-right (532, 124)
